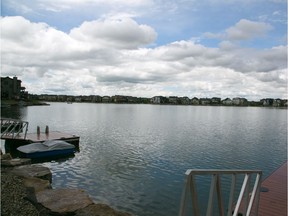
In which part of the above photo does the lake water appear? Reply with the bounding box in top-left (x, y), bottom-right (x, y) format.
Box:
top-left (1, 103), bottom-right (287, 216)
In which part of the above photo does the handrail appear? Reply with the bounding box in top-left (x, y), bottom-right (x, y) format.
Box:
top-left (179, 169), bottom-right (262, 216)
top-left (1, 118), bottom-right (29, 139)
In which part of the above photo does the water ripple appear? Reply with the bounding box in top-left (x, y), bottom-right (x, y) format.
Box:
top-left (22, 104), bottom-right (287, 216)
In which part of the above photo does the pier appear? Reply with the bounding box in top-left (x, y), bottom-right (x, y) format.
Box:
top-left (258, 161), bottom-right (287, 216)
top-left (179, 162), bottom-right (287, 216)
top-left (1, 118), bottom-right (80, 153)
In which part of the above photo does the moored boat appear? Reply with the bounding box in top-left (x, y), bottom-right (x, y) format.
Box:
top-left (17, 140), bottom-right (75, 159)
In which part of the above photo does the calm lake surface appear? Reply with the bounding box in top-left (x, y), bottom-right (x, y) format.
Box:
top-left (1, 103), bottom-right (287, 216)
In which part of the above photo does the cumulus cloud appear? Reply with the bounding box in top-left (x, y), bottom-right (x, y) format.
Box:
top-left (226, 19), bottom-right (273, 40)
top-left (203, 19), bottom-right (273, 42)
top-left (69, 18), bottom-right (157, 49)
top-left (1, 16), bottom-right (287, 100)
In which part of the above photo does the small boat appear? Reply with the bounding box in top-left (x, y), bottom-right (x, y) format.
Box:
top-left (17, 140), bottom-right (75, 159)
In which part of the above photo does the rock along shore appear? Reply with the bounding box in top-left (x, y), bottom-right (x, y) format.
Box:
top-left (1, 155), bottom-right (132, 216)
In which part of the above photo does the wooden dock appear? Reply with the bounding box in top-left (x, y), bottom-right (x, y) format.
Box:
top-left (2, 131), bottom-right (79, 143)
top-left (1, 119), bottom-right (80, 156)
top-left (258, 161), bottom-right (287, 216)
top-left (26, 131), bottom-right (79, 143)
top-left (1, 118), bottom-right (79, 144)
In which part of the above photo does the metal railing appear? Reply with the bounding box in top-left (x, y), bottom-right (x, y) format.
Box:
top-left (179, 169), bottom-right (262, 216)
top-left (1, 118), bottom-right (29, 139)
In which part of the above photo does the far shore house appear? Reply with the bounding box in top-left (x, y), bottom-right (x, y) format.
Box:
top-left (222, 98), bottom-right (233, 105)
top-left (232, 97), bottom-right (248, 106)
top-left (151, 96), bottom-right (169, 104)
top-left (1, 76), bottom-right (28, 100)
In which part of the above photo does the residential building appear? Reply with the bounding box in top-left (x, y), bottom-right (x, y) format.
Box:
top-left (151, 96), bottom-right (169, 104)
top-left (232, 97), bottom-right (248, 106)
top-left (179, 97), bottom-right (191, 105)
top-left (222, 98), bottom-right (233, 105)
top-left (211, 97), bottom-right (221, 105)
top-left (113, 95), bottom-right (128, 103)
top-left (168, 96), bottom-right (179, 104)
top-left (200, 98), bottom-right (211, 105)
top-left (102, 96), bottom-right (111, 103)
top-left (191, 97), bottom-right (200, 105)
top-left (91, 95), bottom-right (102, 103)
top-left (1, 76), bottom-right (26, 100)
top-left (260, 98), bottom-right (274, 106)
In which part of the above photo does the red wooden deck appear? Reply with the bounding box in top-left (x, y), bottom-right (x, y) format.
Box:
top-left (2, 131), bottom-right (79, 143)
top-left (258, 161), bottom-right (287, 216)
top-left (25, 131), bottom-right (79, 142)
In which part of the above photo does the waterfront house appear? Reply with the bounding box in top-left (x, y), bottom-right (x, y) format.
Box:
top-left (191, 97), bottom-right (200, 105)
top-left (74, 97), bottom-right (82, 102)
top-left (179, 97), bottom-right (191, 105)
top-left (168, 96), bottom-right (179, 104)
top-left (113, 95), bottom-right (128, 103)
top-left (211, 97), bottom-right (221, 105)
top-left (261, 98), bottom-right (274, 106)
top-left (272, 99), bottom-right (282, 107)
top-left (127, 96), bottom-right (139, 103)
top-left (39, 94), bottom-right (57, 101)
top-left (91, 95), bottom-right (102, 103)
top-left (81, 95), bottom-right (94, 102)
top-left (102, 96), bottom-right (111, 103)
top-left (151, 96), bottom-right (169, 104)
top-left (222, 98), bottom-right (233, 105)
top-left (1, 76), bottom-right (27, 100)
top-left (57, 95), bottom-right (68, 102)
top-left (232, 97), bottom-right (248, 106)
top-left (200, 98), bottom-right (211, 105)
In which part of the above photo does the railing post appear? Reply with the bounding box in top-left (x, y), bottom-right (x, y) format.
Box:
top-left (179, 171), bottom-right (191, 216)
top-left (216, 174), bottom-right (224, 216)
top-left (233, 174), bottom-right (249, 216)
top-left (227, 174), bottom-right (236, 215)
top-left (243, 174), bottom-right (251, 215)
top-left (207, 174), bottom-right (217, 216)
top-left (23, 122), bottom-right (29, 139)
top-left (1, 118), bottom-right (29, 139)
top-left (254, 173), bottom-right (262, 216)
top-left (246, 173), bottom-right (262, 216)
top-left (190, 175), bottom-right (200, 216)
top-left (179, 170), bottom-right (262, 216)
top-left (179, 171), bottom-right (200, 216)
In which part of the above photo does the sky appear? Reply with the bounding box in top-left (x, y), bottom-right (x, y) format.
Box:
top-left (1, 0), bottom-right (287, 100)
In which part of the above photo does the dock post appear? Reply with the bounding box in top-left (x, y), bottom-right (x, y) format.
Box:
top-left (45, 125), bottom-right (49, 135)
top-left (37, 126), bottom-right (40, 139)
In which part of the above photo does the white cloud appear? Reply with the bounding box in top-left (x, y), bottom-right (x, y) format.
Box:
top-left (226, 19), bottom-right (273, 41)
top-left (203, 19), bottom-right (273, 42)
top-left (69, 18), bottom-right (157, 49)
top-left (1, 16), bottom-right (287, 100)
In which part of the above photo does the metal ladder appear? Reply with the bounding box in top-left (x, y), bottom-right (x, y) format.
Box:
top-left (179, 169), bottom-right (262, 216)
top-left (1, 118), bottom-right (29, 139)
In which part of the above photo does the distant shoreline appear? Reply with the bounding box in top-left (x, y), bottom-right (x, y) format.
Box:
top-left (2, 96), bottom-right (287, 108)
top-left (27, 94), bottom-right (288, 107)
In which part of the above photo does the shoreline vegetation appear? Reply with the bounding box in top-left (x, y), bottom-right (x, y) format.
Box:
top-left (1, 99), bottom-right (49, 107)
top-left (4, 94), bottom-right (288, 107)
